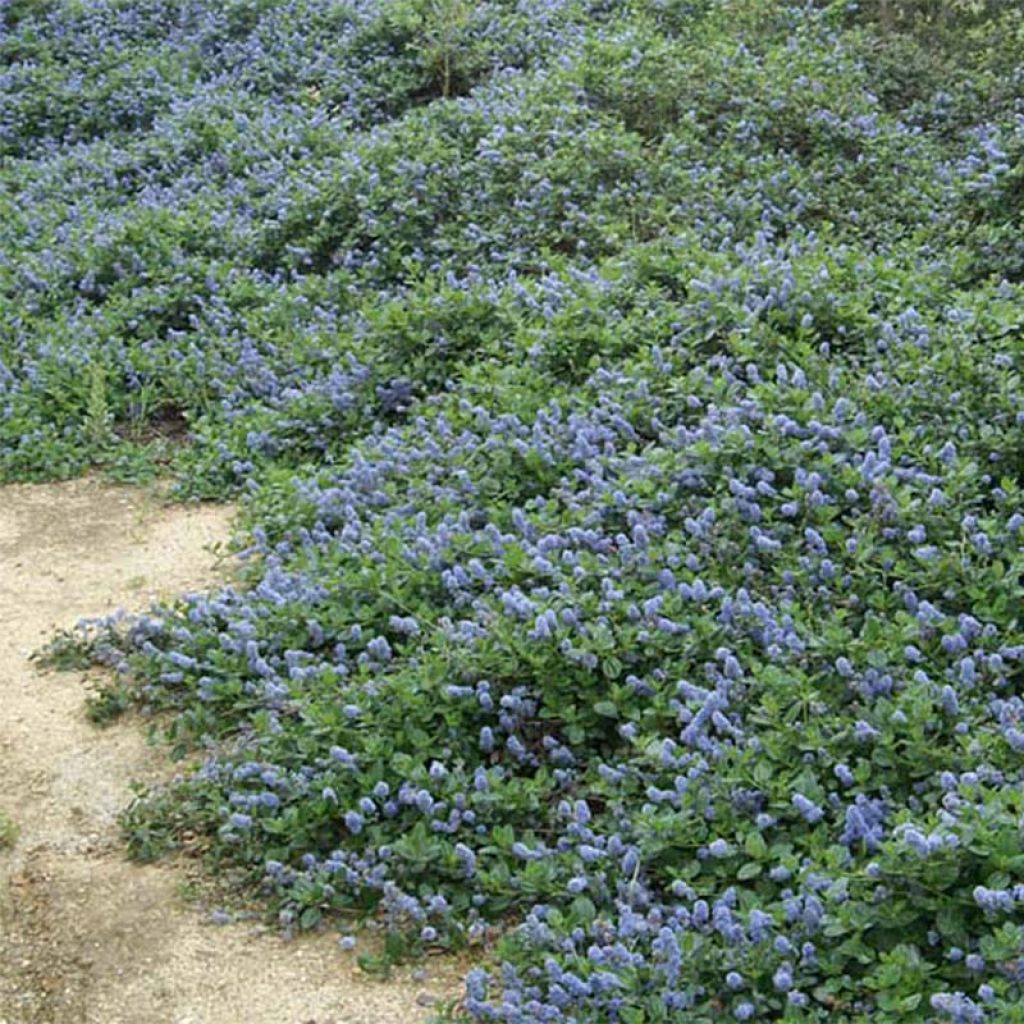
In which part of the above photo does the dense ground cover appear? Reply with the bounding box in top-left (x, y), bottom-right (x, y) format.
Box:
top-left (4, 0), bottom-right (1024, 1020)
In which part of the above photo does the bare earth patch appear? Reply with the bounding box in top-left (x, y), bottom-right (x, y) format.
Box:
top-left (0, 477), bottom-right (462, 1024)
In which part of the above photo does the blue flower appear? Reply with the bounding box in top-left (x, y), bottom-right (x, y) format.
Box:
top-left (792, 793), bottom-right (823, 824)
top-left (772, 963), bottom-right (794, 992)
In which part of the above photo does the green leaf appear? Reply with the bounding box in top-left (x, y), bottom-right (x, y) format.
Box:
top-left (744, 831), bottom-right (768, 858)
top-left (602, 656), bottom-right (623, 679)
top-left (570, 896), bottom-right (597, 924)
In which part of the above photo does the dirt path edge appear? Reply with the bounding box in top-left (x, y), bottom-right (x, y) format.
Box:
top-left (0, 478), bottom-right (460, 1024)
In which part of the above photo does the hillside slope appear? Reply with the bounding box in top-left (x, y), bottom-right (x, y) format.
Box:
top-left (3, 2), bottom-right (1024, 1021)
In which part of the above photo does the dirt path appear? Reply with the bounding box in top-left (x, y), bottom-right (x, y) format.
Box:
top-left (0, 478), bottom-right (461, 1024)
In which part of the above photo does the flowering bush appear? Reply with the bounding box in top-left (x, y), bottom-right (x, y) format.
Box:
top-left (6, 1), bottom-right (1024, 1021)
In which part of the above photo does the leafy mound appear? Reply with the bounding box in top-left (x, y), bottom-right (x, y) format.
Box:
top-left (4, 1), bottom-right (1024, 1021)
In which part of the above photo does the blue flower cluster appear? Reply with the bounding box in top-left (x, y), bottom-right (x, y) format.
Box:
top-left (8, 0), bottom-right (1024, 1021)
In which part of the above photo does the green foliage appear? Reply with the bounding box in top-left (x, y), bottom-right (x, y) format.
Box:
top-left (33, 628), bottom-right (103, 672)
top-left (408, 0), bottom-right (477, 99)
top-left (6, 1), bottom-right (1024, 1020)
top-left (85, 361), bottom-right (113, 449)
top-left (0, 809), bottom-right (17, 850)
top-left (85, 680), bottom-right (134, 726)
top-left (827, 0), bottom-right (1006, 34)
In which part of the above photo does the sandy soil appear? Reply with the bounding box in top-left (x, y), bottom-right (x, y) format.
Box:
top-left (0, 478), bottom-right (462, 1024)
